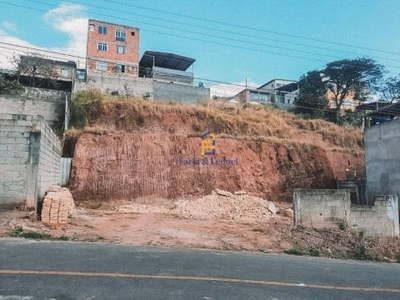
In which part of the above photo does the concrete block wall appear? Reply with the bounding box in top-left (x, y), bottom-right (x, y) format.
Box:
top-left (153, 81), bottom-right (210, 104)
top-left (350, 195), bottom-right (399, 237)
top-left (75, 74), bottom-right (153, 98)
top-left (36, 117), bottom-right (61, 200)
top-left (0, 114), bottom-right (33, 204)
top-left (294, 189), bottom-right (399, 237)
top-left (74, 74), bottom-right (210, 104)
top-left (293, 189), bottom-right (350, 227)
top-left (0, 89), bottom-right (68, 130)
top-left (365, 119), bottom-right (400, 202)
top-left (0, 114), bottom-right (61, 209)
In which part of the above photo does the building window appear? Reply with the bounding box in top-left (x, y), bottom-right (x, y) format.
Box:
top-left (116, 29), bottom-right (126, 41)
top-left (97, 42), bottom-right (108, 51)
top-left (61, 68), bottom-right (69, 77)
top-left (96, 61), bottom-right (108, 71)
top-left (89, 24), bottom-right (95, 32)
top-left (115, 64), bottom-right (126, 73)
top-left (98, 25), bottom-right (107, 35)
top-left (117, 45), bottom-right (126, 54)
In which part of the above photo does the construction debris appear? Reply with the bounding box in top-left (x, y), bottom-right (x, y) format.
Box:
top-left (268, 202), bottom-right (277, 216)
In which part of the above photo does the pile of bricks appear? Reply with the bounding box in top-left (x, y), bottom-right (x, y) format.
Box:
top-left (41, 186), bottom-right (75, 225)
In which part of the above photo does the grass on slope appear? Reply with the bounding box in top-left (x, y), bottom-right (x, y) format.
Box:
top-left (67, 90), bottom-right (363, 151)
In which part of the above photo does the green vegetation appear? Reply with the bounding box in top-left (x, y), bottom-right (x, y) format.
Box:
top-left (350, 243), bottom-right (383, 261)
top-left (0, 74), bottom-right (24, 95)
top-left (284, 247), bottom-right (321, 257)
top-left (10, 227), bottom-right (69, 241)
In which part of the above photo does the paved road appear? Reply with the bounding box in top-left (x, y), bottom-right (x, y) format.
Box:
top-left (0, 238), bottom-right (399, 300)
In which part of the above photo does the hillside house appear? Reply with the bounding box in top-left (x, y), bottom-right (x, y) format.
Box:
top-left (234, 88), bottom-right (271, 103)
top-left (139, 51), bottom-right (195, 85)
top-left (86, 19), bottom-right (140, 77)
top-left (233, 79), bottom-right (298, 108)
top-left (18, 55), bottom-right (77, 92)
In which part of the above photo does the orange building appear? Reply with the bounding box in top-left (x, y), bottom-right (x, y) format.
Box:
top-left (86, 19), bottom-right (140, 77)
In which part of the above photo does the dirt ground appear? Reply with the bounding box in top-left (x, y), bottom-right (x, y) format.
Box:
top-left (1, 192), bottom-right (399, 262)
top-left (0, 193), bottom-right (293, 252)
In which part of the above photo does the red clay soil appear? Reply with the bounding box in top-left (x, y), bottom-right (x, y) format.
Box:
top-left (69, 133), bottom-right (364, 203)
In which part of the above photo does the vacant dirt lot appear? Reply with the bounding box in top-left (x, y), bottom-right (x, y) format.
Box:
top-left (0, 193), bottom-right (293, 251)
top-left (1, 192), bottom-right (399, 262)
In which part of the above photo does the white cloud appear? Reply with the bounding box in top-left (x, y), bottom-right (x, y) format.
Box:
top-left (0, 3), bottom-right (88, 70)
top-left (210, 81), bottom-right (259, 98)
top-left (43, 2), bottom-right (88, 66)
top-left (0, 29), bottom-right (37, 69)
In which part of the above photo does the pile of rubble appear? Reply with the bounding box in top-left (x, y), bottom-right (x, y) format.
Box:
top-left (172, 189), bottom-right (294, 222)
top-left (41, 186), bottom-right (75, 225)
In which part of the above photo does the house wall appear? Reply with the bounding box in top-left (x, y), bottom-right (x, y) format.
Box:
top-left (293, 189), bottom-right (399, 237)
top-left (0, 90), bottom-right (69, 131)
top-left (0, 114), bottom-right (61, 210)
top-left (365, 119), bottom-right (400, 202)
top-left (87, 19), bottom-right (140, 77)
top-left (259, 79), bottom-right (296, 91)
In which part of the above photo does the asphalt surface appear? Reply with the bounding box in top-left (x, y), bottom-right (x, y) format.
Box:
top-left (0, 238), bottom-right (399, 299)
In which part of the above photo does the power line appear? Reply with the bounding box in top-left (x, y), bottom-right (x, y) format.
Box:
top-left (4, 0), bottom-right (400, 69)
top-left (98, 0), bottom-right (400, 57)
top-left (27, 0), bottom-right (400, 64)
top-left (25, 0), bottom-right (400, 65)
top-left (0, 2), bottom-right (332, 65)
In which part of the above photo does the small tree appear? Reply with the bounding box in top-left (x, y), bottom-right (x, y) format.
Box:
top-left (0, 73), bottom-right (23, 95)
top-left (12, 52), bottom-right (59, 88)
top-left (321, 58), bottom-right (384, 124)
top-left (380, 75), bottom-right (400, 103)
top-left (294, 70), bottom-right (328, 119)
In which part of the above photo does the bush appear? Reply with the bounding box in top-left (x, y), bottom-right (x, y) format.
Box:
top-left (285, 247), bottom-right (320, 257)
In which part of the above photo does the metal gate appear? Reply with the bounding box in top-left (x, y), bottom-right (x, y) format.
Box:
top-left (60, 158), bottom-right (72, 186)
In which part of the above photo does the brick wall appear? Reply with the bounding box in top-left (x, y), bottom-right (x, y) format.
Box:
top-left (87, 19), bottom-right (140, 76)
top-left (293, 189), bottom-right (399, 237)
top-left (0, 114), bottom-right (61, 209)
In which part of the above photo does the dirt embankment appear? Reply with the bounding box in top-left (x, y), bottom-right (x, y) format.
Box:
top-left (68, 98), bottom-right (365, 202)
top-left (3, 96), bottom-right (391, 261)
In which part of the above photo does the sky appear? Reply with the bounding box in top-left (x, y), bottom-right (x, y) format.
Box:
top-left (0, 0), bottom-right (400, 97)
